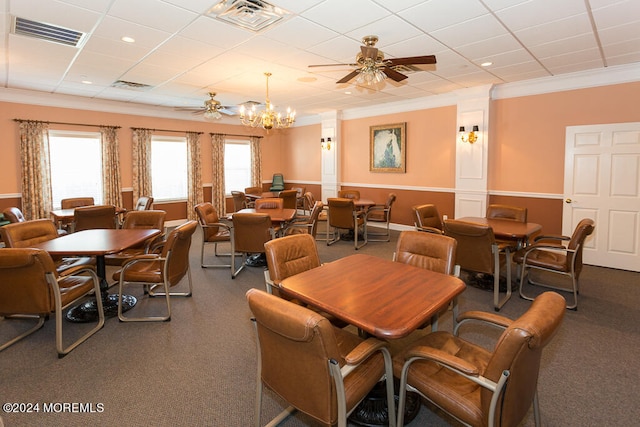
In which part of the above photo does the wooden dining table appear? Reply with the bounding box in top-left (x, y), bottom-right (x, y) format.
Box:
top-left (31, 228), bottom-right (161, 322)
top-left (456, 216), bottom-right (542, 248)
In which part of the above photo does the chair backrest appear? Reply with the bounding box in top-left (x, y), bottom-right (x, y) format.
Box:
top-left (0, 248), bottom-right (58, 315)
top-left (337, 190), bottom-right (360, 200)
top-left (304, 192), bottom-right (316, 211)
top-left (278, 189), bottom-right (298, 209)
top-left (194, 202), bottom-right (224, 240)
top-left (121, 210), bottom-right (165, 230)
top-left (0, 219), bottom-right (59, 248)
top-left (395, 230), bottom-right (457, 275)
top-left (566, 218), bottom-right (595, 278)
top-left (134, 196), bottom-right (154, 211)
top-left (244, 186), bottom-right (263, 196)
top-left (443, 219), bottom-right (497, 275)
top-left (255, 197), bottom-right (284, 210)
top-left (307, 201), bottom-right (324, 237)
top-left (74, 205), bottom-right (117, 231)
top-left (60, 197), bottom-right (94, 209)
top-left (270, 173), bottom-right (285, 191)
top-left (487, 204), bottom-right (527, 222)
top-left (481, 291), bottom-right (566, 426)
top-left (232, 213), bottom-right (273, 254)
top-left (413, 204), bottom-right (443, 232)
top-left (290, 186), bottom-right (306, 198)
top-left (2, 207), bottom-right (25, 223)
top-left (264, 234), bottom-right (321, 286)
top-left (369, 193), bottom-right (397, 222)
top-left (231, 191), bottom-right (247, 211)
top-left (160, 220), bottom-right (196, 286)
top-left (327, 198), bottom-right (357, 229)
top-left (246, 288), bottom-right (347, 425)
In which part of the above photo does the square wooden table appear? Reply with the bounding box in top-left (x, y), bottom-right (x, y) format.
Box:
top-left (32, 228), bottom-right (161, 322)
top-left (280, 253), bottom-right (466, 340)
top-left (457, 216), bottom-right (542, 248)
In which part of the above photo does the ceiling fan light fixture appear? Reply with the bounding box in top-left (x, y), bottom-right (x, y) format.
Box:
top-left (203, 109), bottom-right (222, 121)
top-left (356, 67), bottom-right (386, 85)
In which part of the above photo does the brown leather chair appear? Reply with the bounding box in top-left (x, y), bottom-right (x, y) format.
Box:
top-left (0, 248), bottom-right (104, 357)
top-left (134, 196), bottom-right (154, 211)
top-left (254, 197), bottom-right (283, 210)
top-left (246, 288), bottom-right (396, 427)
top-left (365, 192), bottom-right (396, 242)
top-left (61, 197), bottom-right (94, 209)
top-left (444, 219), bottom-right (514, 311)
top-left (0, 219), bottom-right (93, 275)
top-left (284, 200), bottom-right (324, 237)
top-left (513, 218), bottom-right (595, 310)
top-left (194, 202), bottom-right (232, 273)
top-left (304, 192), bottom-right (331, 241)
top-left (486, 204), bottom-right (527, 222)
top-left (112, 220), bottom-right (197, 322)
top-left (394, 291), bottom-right (566, 427)
top-left (104, 210), bottom-right (166, 266)
top-left (394, 230), bottom-right (458, 330)
top-left (74, 204), bottom-right (117, 231)
top-left (244, 186), bottom-right (263, 196)
top-left (290, 186), bottom-right (306, 211)
top-left (337, 189), bottom-right (360, 200)
top-left (326, 198), bottom-right (367, 250)
top-left (278, 189), bottom-right (298, 210)
top-left (2, 207), bottom-right (26, 223)
top-left (412, 204), bottom-right (444, 234)
top-left (264, 233), bottom-right (321, 298)
top-left (231, 213), bottom-right (275, 279)
top-left (231, 191), bottom-right (247, 212)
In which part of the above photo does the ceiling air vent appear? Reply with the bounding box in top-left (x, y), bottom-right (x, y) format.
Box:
top-left (391, 65), bottom-right (422, 74)
top-left (207, 0), bottom-right (290, 32)
top-left (111, 80), bottom-right (153, 91)
top-left (11, 16), bottom-right (86, 47)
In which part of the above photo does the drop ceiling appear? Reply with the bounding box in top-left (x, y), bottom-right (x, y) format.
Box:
top-left (1, 0), bottom-right (639, 123)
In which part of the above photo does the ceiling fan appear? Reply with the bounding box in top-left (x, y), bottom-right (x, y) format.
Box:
top-left (309, 35), bottom-right (437, 85)
top-left (176, 92), bottom-right (236, 120)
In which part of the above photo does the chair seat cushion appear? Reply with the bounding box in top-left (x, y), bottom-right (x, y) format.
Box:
top-left (204, 229), bottom-right (230, 242)
top-left (392, 331), bottom-right (492, 426)
top-left (56, 257), bottom-right (95, 275)
top-left (58, 274), bottom-right (97, 306)
top-left (112, 257), bottom-right (163, 283)
top-left (513, 247), bottom-right (568, 272)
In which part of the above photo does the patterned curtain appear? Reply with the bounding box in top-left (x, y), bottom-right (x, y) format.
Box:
top-left (132, 128), bottom-right (153, 203)
top-left (18, 121), bottom-right (52, 220)
top-left (101, 126), bottom-right (123, 208)
top-left (186, 131), bottom-right (203, 220)
top-left (250, 136), bottom-right (262, 189)
top-left (211, 133), bottom-right (226, 215)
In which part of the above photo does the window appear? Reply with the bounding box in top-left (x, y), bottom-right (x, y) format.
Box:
top-left (151, 136), bottom-right (187, 201)
top-left (225, 140), bottom-right (251, 195)
top-left (49, 131), bottom-right (103, 209)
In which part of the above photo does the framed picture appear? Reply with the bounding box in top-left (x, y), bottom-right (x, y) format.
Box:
top-left (370, 122), bottom-right (406, 173)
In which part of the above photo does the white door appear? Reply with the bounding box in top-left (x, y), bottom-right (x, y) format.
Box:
top-left (564, 123), bottom-right (640, 272)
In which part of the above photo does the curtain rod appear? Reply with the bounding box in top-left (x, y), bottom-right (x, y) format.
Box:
top-left (210, 132), bottom-right (263, 139)
top-left (14, 119), bottom-right (121, 129)
top-left (131, 127), bottom-right (203, 135)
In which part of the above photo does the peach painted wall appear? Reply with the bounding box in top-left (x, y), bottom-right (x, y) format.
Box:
top-left (261, 123), bottom-right (321, 182)
top-left (490, 81), bottom-right (640, 193)
top-left (341, 107), bottom-right (457, 187)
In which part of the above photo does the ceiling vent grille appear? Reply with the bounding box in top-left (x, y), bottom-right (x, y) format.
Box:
top-left (111, 80), bottom-right (153, 91)
top-left (11, 16), bottom-right (85, 47)
top-left (207, 0), bottom-right (290, 32)
top-left (391, 64), bottom-right (421, 74)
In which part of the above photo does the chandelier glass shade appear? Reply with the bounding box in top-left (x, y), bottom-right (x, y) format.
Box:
top-left (239, 72), bottom-right (295, 130)
top-left (356, 58), bottom-right (386, 85)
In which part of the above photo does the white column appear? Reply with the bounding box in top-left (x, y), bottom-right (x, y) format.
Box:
top-left (320, 110), bottom-right (341, 202)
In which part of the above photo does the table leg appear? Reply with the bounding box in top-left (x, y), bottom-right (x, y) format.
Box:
top-left (349, 379), bottom-right (420, 426)
top-left (65, 255), bottom-right (137, 323)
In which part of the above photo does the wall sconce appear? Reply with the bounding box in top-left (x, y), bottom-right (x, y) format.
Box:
top-left (459, 125), bottom-right (479, 143)
top-left (321, 137), bottom-right (332, 150)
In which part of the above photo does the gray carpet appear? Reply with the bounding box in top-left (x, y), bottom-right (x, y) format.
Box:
top-left (1, 227), bottom-right (639, 427)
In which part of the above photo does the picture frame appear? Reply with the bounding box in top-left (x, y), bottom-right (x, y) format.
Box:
top-left (370, 122), bottom-right (406, 173)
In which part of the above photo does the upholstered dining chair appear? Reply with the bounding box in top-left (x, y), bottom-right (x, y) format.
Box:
top-left (513, 218), bottom-right (595, 310)
top-left (486, 204), bottom-right (528, 222)
top-left (2, 207), bottom-right (26, 223)
top-left (269, 173), bottom-right (285, 191)
top-left (231, 191), bottom-right (248, 212)
top-left (74, 204), bottom-right (117, 231)
top-left (304, 192), bottom-right (331, 241)
top-left (394, 291), bottom-right (566, 427)
top-left (393, 230), bottom-right (458, 330)
top-left (231, 213), bottom-right (275, 279)
top-left (283, 200), bottom-right (324, 237)
top-left (337, 189), bottom-right (360, 200)
top-left (263, 233), bottom-right (321, 298)
top-left (59, 197), bottom-right (95, 231)
top-left (412, 204), bottom-right (444, 234)
top-left (112, 220), bottom-right (197, 322)
top-left (104, 210), bottom-right (166, 266)
top-left (0, 247), bottom-right (104, 357)
top-left (326, 198), bottom-right (367, 250)
top-left (134, 196), bottom-right (154, 211)
top-left (244, 186), bottom-right (263, 207)
top-left (278, 189), bottom-right (298, 210)
top-left (365, 192), bottom-right (396, 242)
top-left (254, 197), bottom-right (283, 209)
top-left (246, 288), bottom-right (396, 427)
top-left (194, 202), bottom-right (233, 274)
top-left (444, 219), bottom-right (514, 311)
top-left (290, 186), bottom-right (306, 212)
top-left (0, 219), bottom-right (93, 276)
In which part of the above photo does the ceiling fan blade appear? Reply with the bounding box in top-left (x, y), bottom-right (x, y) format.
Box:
top-left (382, 66), bottom-right (408, 82)
top-left (308, 63), bottom-right (358, 68)
top-left (219, 107), bottom-right (236, 116)
top-left (336, 70), bottom-right (360, 84)
top-left (387, 55), bottom-right (437, 66)
top-left (361, 45), bottom-right (378, 60)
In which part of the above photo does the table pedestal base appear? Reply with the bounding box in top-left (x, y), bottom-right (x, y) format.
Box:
top-left (66, 294), bottom-right (137, 323)
top-left (245, 253), bottom-right (267, 267)
top-left (349, 379), bottom-right (420, 426)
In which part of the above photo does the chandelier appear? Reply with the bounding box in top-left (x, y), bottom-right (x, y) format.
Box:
top-left (239, 72), bottom-right (295, 130)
